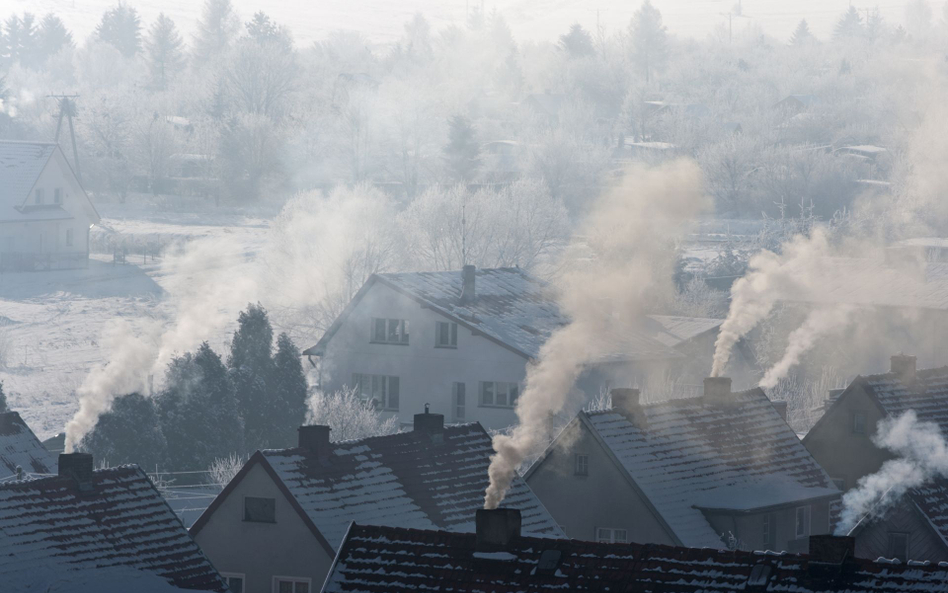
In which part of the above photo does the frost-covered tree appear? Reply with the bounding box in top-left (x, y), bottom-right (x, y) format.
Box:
top-left (145, 13), bottom-right (185, 90)
top-left (789, 19), bottom-right (813, 46)
top-left (96, 2), bottom-right (142, 58)
top-left (192, 0), bottom-right (240, 66)
top-left (559, 23), bottom-right (595, 58)
top-left (442, 115), bottom-right (481, 183)
top-left (81, 393), bottom-right (167, 469)
top-left (36, 15), bottom-right (73, 63)
top-left (629, 0), bottom-right (668, 83)
top-left (0, 381), bottom-right (7, 413)
top-left (219, 112), bottom-right (284, 201)
top-left (206, 453), bottom-right (244, 486)
top-left (865, 9), bottom-right (885, 45)
top-left (228, 303), bottom-right (276, 451)
top-left (0, 15), bottom-right (36, 67)
top-left (306, 387), bottom-right (399, 442)
top-left (225, 30), bottom-right (298, 117)
top-left (270, 333), bottom-right (309, 448)
top-left (245, 12), bottom-right (292, 49)
top-left (905, 0), bottom-right (934, 39)
top-left (833, 6), bottom-right (863, 42)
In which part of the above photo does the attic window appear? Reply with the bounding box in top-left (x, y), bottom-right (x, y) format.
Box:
top-left (371, 318), bottom-right (409, 344)
top-left (887, 533), bottom-right (909, 562)
top-left (54, 188), bottom-right (62, 204)
top-left (34, 188), bottom-right (44, 205)
top-left (435, 321), bottom-right (458, 348)
top-left (244, 496), bottom-right (275, 523)
top-left (536, 549), bottom-right (563, 575)
top-left (596, 527), bottom-right (627, 543)
top-left (748, 564), bottom-right (771, 586)
top-left (852, 411), bottom-right (867, 435)
top-left (574, 454), bottom-right (589, 476)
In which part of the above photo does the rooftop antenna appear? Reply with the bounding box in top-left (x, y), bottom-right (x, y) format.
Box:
top-left (48, 93), bottom-right (81, 183)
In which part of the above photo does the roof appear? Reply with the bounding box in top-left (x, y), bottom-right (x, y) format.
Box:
top-left (0, 412), bottom-right (57, 481)
top-left (305, 268), bottom-right (682, 362)
top-left (645, 315), bottom-right (723, 348)
top-left (191, 422), bottom-right (563, 551)
top-left (0, 140), bottom-right (56, 219)
top-left (531, 388), bottom-right (837, 549)
top-left (907, 478), bottom-right (948, 549)
top-left (850, 365), bottom-right (948, 435)
top-left (0, 465), bottom-right (226, 591)
top-left (322, 522), bottom-right (948, 593)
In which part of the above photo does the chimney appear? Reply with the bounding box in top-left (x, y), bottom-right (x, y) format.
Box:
top-left (298, 425), bottom-right (332, 459)
top-left (703, 377), bottom-right (732, 402)
top-left (460, 265), bottom-right (476, 304)
top-left (772, 400), bottom-right (788, 422)
top-left (414, 403), bottom-right (445, 441)
top-left (808, 534), bottom-right (855, 564)
top-left (611, 388), bottom-right (646, 428)
top-left (890, 354), bottom-right (917, 383)
top-left (58, 452), bottom-right (94, 493)
top-left (476, 508), bottom-right (521, 549)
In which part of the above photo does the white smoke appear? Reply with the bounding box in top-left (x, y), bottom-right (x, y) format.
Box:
top-left (758, 304), bottom-right (856, 389)
top-left (484, 159), bottom-right (710, 509)
top-left (836, 410), bottom-right (948, 535)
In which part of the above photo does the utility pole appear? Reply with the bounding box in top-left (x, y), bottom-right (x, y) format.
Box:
top-left (48, 94), bottom-right (82, 183)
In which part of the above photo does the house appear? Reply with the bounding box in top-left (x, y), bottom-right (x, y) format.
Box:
top-left (803, 355), bottom-right (948, 562)
top-left (774, 94), bottom-right (821, 116)
top-left (525, 378), bottom-right (840, 553)
top-left (0, 140), bottom-right (100, 271)
top-left (0, 452), bottom-right (226, 592)
top-left (190, 411), bottom-right (562, 593)
top-left (303, 266), bottom-right (687, 429)
top-left (0, 410), bottom-right (57, 480)
top-left (320, 508), bottom-right (948, 593)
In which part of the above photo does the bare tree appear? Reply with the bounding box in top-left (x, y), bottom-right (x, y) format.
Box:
top-left (206, 453), bottom-right (245, 486)
top-left (306, 387), bottom-right (400, 442)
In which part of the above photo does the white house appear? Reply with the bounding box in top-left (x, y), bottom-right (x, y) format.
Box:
top-left (303, 266), bottom-right (692, 430)
top-left (0, 140), bottom-right (99, 271)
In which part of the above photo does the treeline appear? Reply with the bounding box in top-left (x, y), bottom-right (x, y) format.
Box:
top-left (81, 304), bottom-right (308, 471)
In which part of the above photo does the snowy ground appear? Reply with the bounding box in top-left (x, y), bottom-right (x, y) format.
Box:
top-left (21, 0), bottom-right (913, 49)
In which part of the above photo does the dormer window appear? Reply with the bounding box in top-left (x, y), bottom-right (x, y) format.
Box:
top-left (34, 188), bottom-right (45, 205)
top-left (371, 318), bottom-right (409, 344)
top-left (852, 411), bottom-right (867, 435)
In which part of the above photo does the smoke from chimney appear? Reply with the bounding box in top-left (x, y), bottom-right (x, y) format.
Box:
top-left (759, 304), bottom-right (855, 389)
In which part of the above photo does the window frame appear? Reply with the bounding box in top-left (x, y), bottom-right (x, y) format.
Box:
top-left (479, 381), bottom-right (520, 408)
top-left (595, 527), bottom-right (628, 543)
top-left (435, 321), bottom-right (458, 348)
top-left (53, 188), bottom-right (63, 204)
top-left (243, 496), bottom-right (276, 523)
top-left (34, 188), bottom-right (45, 205)
top-left (370, 317), bottom-right (409, 345)
top-left (574, 453), bottom-right (589, 476)
top-left (887, 532), bottom-right (909, 562)
top-left (452, 382), bottom-right (466, 421)
top-left (65, 228), bottom-right (74, 247)
top-left (852, 411), bottom-right (867, 435)
top-left (795, 505), bottom-right (811, 539)
top-left (352, 373), bottom-right (400, 411)
top-left (762, 512), bottom-right (776, 549)
top-left (272, 576), bottom-right (312, 593)
top-left (221, 573), bottom-right (246, 593)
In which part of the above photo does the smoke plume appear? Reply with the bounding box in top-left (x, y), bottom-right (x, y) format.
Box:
top-left (758, 304), bottom-right (855, 389)
top-left (836, 410), bottom-right (948, 535)
top-left (484, 159), bottom-right (710, 509)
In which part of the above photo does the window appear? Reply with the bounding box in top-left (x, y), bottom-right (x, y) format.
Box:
top-left (273, 577), bottom-right (311, 593)
top-left (479, 381), bottom-right (520, 408)
top-left (436, 321), bottom-right (458, 348)
top-left (852, 411), bottom-right (867, 435)
top-left (53, 188), bottom-right (62, 204)
top-left (244, 496), bottom-right (276, 523)
top-left (574, 454), bottom-right (589, 476)
top-left (452, 382), bottom-right (466, 420)
top-left (222, 574), bottom-right (245, 593)
top-left (832, 477), bottom-right (846, 491)
top-left (352, 373), bottom-right (400, 410)
top-left (34, 188), bottom-right (45, 205)
top-left (65, 228), bottom-right (73, 247)
top-left (795, 505), bottom-right (810, 539)
top-left (887, 532), bottom-right (909, 562)
top-left (596, 527), bottom-right (627, 543)
top-left (762, 513), bottom-right (776, 549)
top-left (371, 318), bottom-right (409, 344)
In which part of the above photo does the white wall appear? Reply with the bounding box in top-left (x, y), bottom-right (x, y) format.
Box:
top-left (319, 282), bottom-right (529, 430)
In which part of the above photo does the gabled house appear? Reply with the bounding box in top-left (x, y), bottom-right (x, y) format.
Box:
top-left (803, 355), bottom-right (948, 562)
top-left (190, 411), bottom-right (562, 593)
top-left (0, 140), bottom-right (100, 271)
top-left (0, 410), bottom-right (57, 480)
top-left (774, 94), bottom-right (821, 116)
top-left (525, 378), bottom-right (840, 553)
top-left (0, 452), bottom-right (226, 592)
top-left (320, 508), bottom-right (948, 593)
top-left (303, 266), bottom-right (691, 430)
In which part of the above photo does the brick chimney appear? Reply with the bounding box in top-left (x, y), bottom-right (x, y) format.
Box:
top-left (772, 400), bottom-right (788, 422)
top-left (298, 425), bottom-right (332, 459)
top-left (611, 388), bottom-right (647, 428)
top-left (890, 354), bottom-right (916, 383)
top-left (460, 265), bottom-right (476, 304)
top-left (703, 377), bottom-right (732, 402)
top-left (59, 452), bottom-right (94, 493)
top-left (808, 534), bottom-right (855, 564)
top-left (414, 404), bottom-right (444, 441)
top-left (476, 508), bottom-right (521, 549)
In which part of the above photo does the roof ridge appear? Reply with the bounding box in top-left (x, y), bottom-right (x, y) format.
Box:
top-left (262, 422), bottom-right (482, 453)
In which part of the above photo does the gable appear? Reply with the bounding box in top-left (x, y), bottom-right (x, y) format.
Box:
top-left (0, 412), bottom-right (57, 479)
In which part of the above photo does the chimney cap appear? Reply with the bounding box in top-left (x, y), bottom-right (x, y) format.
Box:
top-left (414, 405), bottom-right (445, 437)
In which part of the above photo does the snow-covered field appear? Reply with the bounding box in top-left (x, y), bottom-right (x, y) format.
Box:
top-left (19, 0), bottom-right (913, 48)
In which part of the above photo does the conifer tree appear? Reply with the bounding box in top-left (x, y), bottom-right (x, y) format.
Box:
top-left (789, 19), bottom-right (813, 46)
top-left (228, 304), bottom-right (275, 450)
top-left (96, 2), bottom-right (142, 58)
top-left (192, 0), bottom-right (240, 66)
top-left (81, 393), bottom-right (167, 469)
top-left (270, 333), bottom-right (309, 447)
top-left (1, 16), bottom-right (23, 67)
top-left (559, 23), bottom-right (595, 58)
top-left (145, 13), bottom-right (186, 89)
top-left (36, 15), bottom-right (74, 63)
top-left (629, 0), bottom-right (668, 83)
top-left (443, 115), bottom-right (481, 183)
top-left (834, 6), bottom-right (863, 41)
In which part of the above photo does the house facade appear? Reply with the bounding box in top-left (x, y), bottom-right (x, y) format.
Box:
top-left (191, 412), bottom-right (562, 593)
top-left (526, 378), bottom-right (840, 553)
top-left (0, 140), bottom-right (99, 271)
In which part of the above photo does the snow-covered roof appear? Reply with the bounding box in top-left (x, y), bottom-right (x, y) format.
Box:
top-left (0, 464), bottom-right (226, 591)
top-left (0, 412), bottom-right (57, 481)
top-left (645, 315), bottom-right (723, 348)
top-left (191, 422), bottom-right (562, 552)
top-left (851, 365), bottom-right (948, 434)
top-left (305, 268), bottom-right (682, 362)
top-left (545, 388), bottom-right (837, 549)
top-left (322, 522), bottom-right (948, 593)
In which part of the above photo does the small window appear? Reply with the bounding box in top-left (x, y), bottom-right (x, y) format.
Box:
top-left (452, 382), bottom-right (466, 420)
top-left (832, 477), bottom-right (846, 491)
top-left (795, 505), bottom-right (810, 539)
top-left (53, 188), bottom-right (63, 204)
top-left (244, 496), bottom-right (276, 523)
top-left (575, 454), bottom-right (589, 476)
top-left (887, 532), bottom-right (909, 562)
top-left (222, 574), bottom-right (245, 593)
top-left (596, 527), bottom-right (627, 543)
top-left (274, 577), bottom-right (310, 593)
top-left (352, 373), bottom-right (400, 411)
top-left (479, 381), bottom-right (520, 408)
top-left (435, 321), bottom-right (458, 348)
top-left (371, 318), bottom-right (409, 344)
top-left (65, 228), bottom-right (74, 247)
top-left (762, 513), bottom-right (776, 549)
top-left (852, 411), bottom-right (867, 435)
top-left (34, 188), bottom-right (45, 205)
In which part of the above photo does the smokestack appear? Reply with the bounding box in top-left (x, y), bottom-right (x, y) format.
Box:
top-left (58, 452), bottom-right (94, 493)
top-left (460, 265), bottom-right (476, 304)
top-left (808, 534), bottom-right (855, 564)
top-left (476, 508), bottom-right (521, 549)
top-left (703, 377), bottom-right (732, 403)
top-left (298, 425), bottom-right (332, 458)
top-left (890, 354), bottom-right (917, 383)
top-left (772, 400), bottom-right (788, 422)
top-left (611, 388), bottom-right (647, 428)
top-left (414, 403), bottom-right (444, 441)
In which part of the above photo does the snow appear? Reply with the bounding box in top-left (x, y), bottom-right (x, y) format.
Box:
top-left (472, 551), bottom-right (518, 560)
